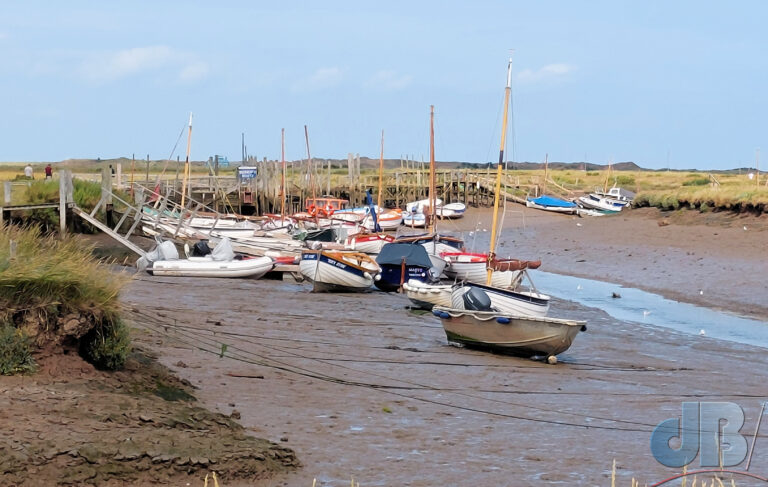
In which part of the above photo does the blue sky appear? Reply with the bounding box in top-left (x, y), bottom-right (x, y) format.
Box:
top-left (0, 1), bottom-right (765, 169)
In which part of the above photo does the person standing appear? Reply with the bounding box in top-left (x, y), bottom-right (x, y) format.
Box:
top-left (24, 164), bottom-right (34, 179)
top-left (44, 164), bottom-right (53, 180)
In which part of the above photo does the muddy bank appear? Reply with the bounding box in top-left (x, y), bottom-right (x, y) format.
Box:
top-left (0, 348), bottom-right (298, 486)
top-left (444, 205), bottom-right (768, 319)
top-left (122, 274), bottom-right (768, 486)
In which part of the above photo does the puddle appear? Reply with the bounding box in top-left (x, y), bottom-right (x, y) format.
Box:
top-left (531, 270), bottom-right (768, 348)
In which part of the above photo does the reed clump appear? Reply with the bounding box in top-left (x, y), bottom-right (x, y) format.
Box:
top-left (0, 225), bottom-right (131, 371)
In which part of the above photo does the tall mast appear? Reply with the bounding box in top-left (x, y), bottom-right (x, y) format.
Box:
top-left (428, 105), bottom-right (436, 233)
top-left (304, 125), bottom-right (315, 202)
top-left (281, 128), bottom-right (286, 220)
top-left (180, 112), bottom-right (193, 207)
top-left (486, 59), bottom-right (513, 285)
top-left (377, 129), bottom-right (385, 209)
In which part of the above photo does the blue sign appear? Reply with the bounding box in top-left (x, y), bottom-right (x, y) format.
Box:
top-left (238, 166), bottom-right (258, 180)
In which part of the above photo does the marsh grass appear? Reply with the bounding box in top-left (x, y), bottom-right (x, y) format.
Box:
top-left (0, 225), bottom-right (131, 370)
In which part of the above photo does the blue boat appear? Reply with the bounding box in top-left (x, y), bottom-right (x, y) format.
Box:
top-left (526, 195), bottom-right (577, 214)
top-left (374, 243), bottom-right (440, 292)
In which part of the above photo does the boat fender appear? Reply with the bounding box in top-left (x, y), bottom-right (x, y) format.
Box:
top-left (373, 273), bottom-right (381, 281)
top-left (308, 204), bottom-right (317, 217)
top-left (580, 324), bottom-right (588, 332)
top-left (432, 310), bottom-right (451, 319)
top-left (496, 317), bottom-right (511, 324)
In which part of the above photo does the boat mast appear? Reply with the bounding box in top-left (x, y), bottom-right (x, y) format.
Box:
top-left (377, 129), bottom-right (384, 209)
top-left (180, 112), bottom-right (193, 207)
top-left (486, 59), bottom-right (513, 285)
top-left (281, 128), bottom-right (286, 220)
top-left (428, 105), bottom-right (436, 233)
top-left (304, 125), bottom-right (315, 203)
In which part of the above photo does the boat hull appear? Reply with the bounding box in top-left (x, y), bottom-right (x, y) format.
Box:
top-left (437, 202), bottom-right (466, 219)
top-left (451, 282), bottom-right (550, 317)
top-left (433, 307), bottom-right (585, 357)
top-left (374, 264), bottom-right (431, 292)
top-left (299, 250), bottom-right (378, 292)
top-left (149, 256), bottom-right (274, 278)
top-left (345, 233), bottom-right (395, 254)
top-left (403, 280), bottom-right (452, 309)
top-left (442, 258), bottom-right (519, 286)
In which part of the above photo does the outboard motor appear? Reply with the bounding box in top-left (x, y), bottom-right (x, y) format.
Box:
top-left (462, 287), bottom-right (494, 312)
top-left (192, 240), bottom-right (212, 257)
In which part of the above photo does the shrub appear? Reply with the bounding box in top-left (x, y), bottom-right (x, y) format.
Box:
top-left (0, 325), bottom-right (36, 375)
top-left (682, 177), bottom-right (710, 187)
top-left (699, 202), bottom-right (711, 213)
top-left (79, 316), bottom-right (131, 370)
top-left (615, 175), bottom-right (635, 186)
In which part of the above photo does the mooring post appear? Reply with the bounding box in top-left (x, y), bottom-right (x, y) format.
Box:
top-left (116, 163), bottom-right (122, 190)
top-left (102, 167), bottom-right (114, 227)
top-left (59, 170), bottom-right (70, 236)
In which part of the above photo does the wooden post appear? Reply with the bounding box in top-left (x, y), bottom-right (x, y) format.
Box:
top-left (3, 181), bottom-right (11, 205)
top-left (116, 163), bottom-right (122, 190)
top-left (9, 240), bottom-right (16, 260)
top-left (102, 167), bottom-right (114, 227)
top-left (59, 170), bottom-right (70, 236)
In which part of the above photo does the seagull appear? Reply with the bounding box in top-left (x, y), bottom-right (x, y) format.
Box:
top-left (744, 226), bottom-right (748, 231)
top-left (576, 223), bottom-right (582, 227)
top-left (643, 310), bottom-right (651, 317)
top-left (576, 284), bottom-right (583, 291)
top-left (699, 290), bottom-right (704, 295)
top-left (699, 329), bottom-right (706, 336)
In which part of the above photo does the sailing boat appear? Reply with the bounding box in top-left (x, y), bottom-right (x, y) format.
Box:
top-left (434, 58), bottom-right (585, 362)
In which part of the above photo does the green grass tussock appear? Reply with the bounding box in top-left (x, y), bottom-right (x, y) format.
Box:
top-left (0, 324), bottom-right (36, 375)
top-left (0, 225), bottom-right (131, 371)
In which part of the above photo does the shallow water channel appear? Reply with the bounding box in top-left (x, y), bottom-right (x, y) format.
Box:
top-left (531, 270), bottom-right (768, 348)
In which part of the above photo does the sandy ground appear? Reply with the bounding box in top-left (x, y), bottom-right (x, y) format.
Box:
top-left (122, 257), bottom-right (768, 487)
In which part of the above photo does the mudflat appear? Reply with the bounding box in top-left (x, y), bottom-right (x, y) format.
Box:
top-left (121, 203), bottom-right (768, 487)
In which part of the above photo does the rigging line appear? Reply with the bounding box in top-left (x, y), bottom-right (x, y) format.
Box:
top-left (124, 306), bottom-right (661, 371)
top-left (158, 120), bottom-right (188, 179)
top-left (131, 315), bottom-right (661, 430)
top-left (134, 320), bottom-right (655, 434)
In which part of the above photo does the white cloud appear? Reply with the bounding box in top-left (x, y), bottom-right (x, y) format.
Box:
top-left (78, 45), bottom-right (209, 83)
top-left (365, 70), bottom-right (413, 91)
top-left (292, 67), bottom-right (344, 92)
top-left (516, 63), bottom-right (576, 83)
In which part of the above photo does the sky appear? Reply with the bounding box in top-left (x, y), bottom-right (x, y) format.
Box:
top-left (0, 1), bottom-right (766, 169)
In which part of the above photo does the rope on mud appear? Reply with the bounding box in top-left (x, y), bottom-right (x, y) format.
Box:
top-left (126, 308), bottom-right (668, 434)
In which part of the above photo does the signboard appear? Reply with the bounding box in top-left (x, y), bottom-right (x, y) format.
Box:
top-left (238, 166), bottom-right (258, 180)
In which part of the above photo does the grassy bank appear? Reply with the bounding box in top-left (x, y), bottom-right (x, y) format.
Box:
top-left (0, 225), bottom-right (131, 371)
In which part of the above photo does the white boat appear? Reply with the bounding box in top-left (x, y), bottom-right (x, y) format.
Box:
top-left (432, 306), bottom-right (586, 360)
top-left (577, 193), bottom-right (623, 213)
top-left (451, 281), bottom-right (550, 317)
top-left (345, 232), bottom-right (395, 254)
top-left (526, 195), bottom-right (578, 214)
top-left (436, 202), bottom-right (466, 219)
top-left (362, 208), bottom-right (403, 231)
top-left (440, 252), bottom-right (527, 286)
top-left (595, 186), bottom-right (635, 206)
top-left (149, 255), bottom-right (274, 278)
top-left (402, 211), bottom-right (427, 228)
top-left (403, 279), bottom-right (452, 310)
top-left (406, 198), bottom-right (443, 213)
top-left (140, 237), bottom-right (275, 278)
top-left (299, 250), bottom-right (381, 292)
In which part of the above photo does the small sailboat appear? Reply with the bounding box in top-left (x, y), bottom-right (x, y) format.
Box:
top-left (434, 58), bottom-right (584, 361)
top-left (402, 211), bottom-right (427, 228)
top-left (576, 193), bottom-right (624, 213)
top-left (441, 252), bottom-right (538, 287)
top-left (299, 249), bottom-right (381, 292)
top-left (406, 198), bottom-right (443, 213)
top-left (345, 232), bottom-right (395, 254)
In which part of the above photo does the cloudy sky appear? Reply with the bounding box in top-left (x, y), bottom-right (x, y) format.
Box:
top-left (1, 1), bottom-right (766, 169)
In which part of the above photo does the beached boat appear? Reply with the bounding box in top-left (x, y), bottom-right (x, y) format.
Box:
top-left (451, 280), bottom-right (550, 317)
top-left (436, 202), bottom-right (466, 219)
top-left (299, 249), bottom-right (381, 292)
top-left (440, 252), bottom-right (538, 287)
top-left (395, 233), bottom-right (464, 256)
top-left (402, 211), bottom-right (426, 228)
top-left (432, 305), bottom-right (586, 360)
top-left (345, 232), bottom-right (395, 254)
top-left (595, 186), bottom-right (634, 207)
top-left (406, 198), bottom-right (443, 213)
top-left (374, 243), bottom-right (441, 292)
top-left (362, 208), bottom-right (403, 231)
top-left (577, 193), bottom-right (623, 213)
top-left (526, 195), bottom-right (578, 214)
top-left (140, 238), bottom-right (275, 278)
top-left (403, 279), bottom-right (452, 310)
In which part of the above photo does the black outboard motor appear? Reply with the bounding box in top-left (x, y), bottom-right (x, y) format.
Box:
top-left (192, 240), bottom-right (212, 257)
top-left (463, 287), bottom-right (494, 312)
